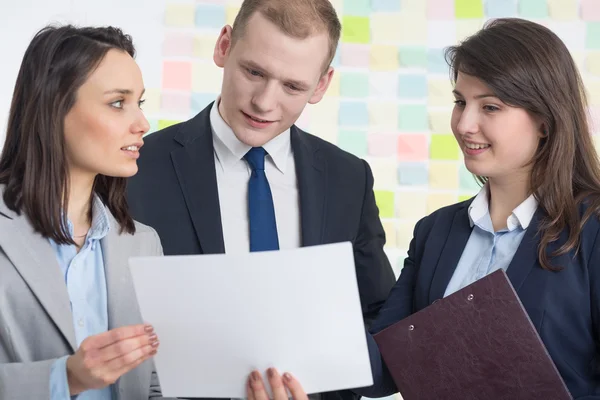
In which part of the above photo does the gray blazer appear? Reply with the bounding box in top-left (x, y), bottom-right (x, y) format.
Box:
top-left (0, 190), bottom-right (173, 399)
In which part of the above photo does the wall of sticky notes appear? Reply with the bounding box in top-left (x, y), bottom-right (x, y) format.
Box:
top-left (151, 0), bottom-right (600, 281)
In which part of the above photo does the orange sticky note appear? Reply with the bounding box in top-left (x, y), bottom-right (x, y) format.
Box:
top-left (398, 134), bottom-right (429, 162)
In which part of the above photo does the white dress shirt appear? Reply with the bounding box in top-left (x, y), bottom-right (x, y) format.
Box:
top-left (210, 98), bottom-right (301, 253)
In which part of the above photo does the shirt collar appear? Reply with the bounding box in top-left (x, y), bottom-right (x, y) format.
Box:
top-left (210, 97), bottom-right (291, 174)
top-left (60, 193), bottom-right (110, 241)
top-left (468, 184), bottom-right (538, 231)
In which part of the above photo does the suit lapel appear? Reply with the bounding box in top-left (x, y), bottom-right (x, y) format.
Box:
top-left (428, 204), bottom-right (472, 303)
top-left (171, 103), bottom-right (225, 254)
top-left (505, 208), bottom-right (543, 293)
top-left (292, 126), bottom-right (326, 247)
top-left (0, 206), bottom-right (77, 351)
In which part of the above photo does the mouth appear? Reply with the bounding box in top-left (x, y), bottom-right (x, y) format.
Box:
top-left (242, 111), bottom-right (276, 127)
top-left (463, 141), bottom-right (491, 150)
top-left (121, 143), bottom-right (143, 159)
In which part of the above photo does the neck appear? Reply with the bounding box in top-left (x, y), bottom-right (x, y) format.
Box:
top-left (487, 172), bottom-right (530, 231)
top-left (67, 170), bottom-right (96, 235)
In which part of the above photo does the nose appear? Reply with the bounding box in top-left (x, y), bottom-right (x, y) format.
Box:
top-left (454, 105), bottom-right (480, 137)
top-left (251, 81), bottom-right (278, 114)
top-left (131, 108), bottom-right (150, 136)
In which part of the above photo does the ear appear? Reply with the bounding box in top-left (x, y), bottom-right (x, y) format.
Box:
top-left (308, 67), bottom-right (335, 105)
top-left (214, 25), bottom-right (234, 68)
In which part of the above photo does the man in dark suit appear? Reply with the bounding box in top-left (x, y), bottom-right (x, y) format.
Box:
top-left (127, 0), bottom-right (395, 397)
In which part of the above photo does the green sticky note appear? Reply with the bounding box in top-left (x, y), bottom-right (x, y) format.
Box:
top-left (455, 0), bottom-right (484, 18)
top-left (398, 46), bottom-right (427, 68)
top-left (374, 190), bottom-right (395, 218)
top-left (518, 0), bottom-right (548, 18)
top-left (430, 134), bottom-right (460, 160)
top-left (342, 16), bottom-right (370, 44)
top-left (338, 130), bottom-right (368, 157)
top-left (458, 194), bottom-right (475, 202)
top-left (587, 23), bottom-right (600, 50)
top-left (398, 105), bottom-right (429, 131)
top-left (459, 164), bottom-right (482, 192)
top-left (158, 120), bottom-right (181, 130)
top-left (343, 0), bottom-right (371, 15)
top-left (340, 72), bottom-right (369, 97)
top-left (144, 120), bottom-right (159, 136)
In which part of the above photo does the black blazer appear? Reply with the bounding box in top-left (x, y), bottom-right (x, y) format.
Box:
top-left (355, 199), bottom-right (600, 399)
top-left (127, 103), bottom-right (396, 400)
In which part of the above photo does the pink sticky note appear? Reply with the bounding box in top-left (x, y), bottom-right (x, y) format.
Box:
top-left (161, 92), bottom-right (192, 115)
top-left (427, 0), bottom-right (455, 19)
top-left (368, 133), bottom-right (398, 157)
top-left (397, 134), bottom-right (428, 161)
top-left (340, 44), bottom-right (371, 68)
top-left (162, 61), bottom-right (192, 90)
top-left (162, 33), bottom-right (194, 57)
top-left (582, 0), bottom-right (600, 21)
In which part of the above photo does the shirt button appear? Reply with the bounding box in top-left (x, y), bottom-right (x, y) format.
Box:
top-left (78, 318), bottom-right (84, 327)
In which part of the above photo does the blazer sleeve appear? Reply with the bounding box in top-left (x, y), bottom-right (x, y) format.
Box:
top-left (354, 160), bottom-right (396, 328)
top-left (352, 218), bottom-right (424, 398)
top-left (0, 346), bottom-right (59, 400)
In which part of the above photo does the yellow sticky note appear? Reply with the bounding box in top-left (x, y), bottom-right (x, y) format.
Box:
top-left (194, 35), bottom-right (217, 59)
top-left (428, 79), bottom-right (454, 107)
top-left (397, 220), bottom-right (418, 249)
top-left (371, 159), bottom-right (399, 189)
top-left (430, 134), bottom-right (461, 160)
top-left (427, 193), bottom-right (457, 214)
top-left (570, 50), bottom-right (586, 75)
top-left (369, 102), bottom-right (398, 130)
top-left (310, 124), bottom-right (338, 145)
top-left (370, 45), bottom-right (399, 71)
top-left (342, 16), bottom-right (370, 44)
top-left (325, 71), bottom-right (340, 97)
top-left (588, 81), bottom-right (600, 106)
top-left (165, 4), bottom-right (195, 27)
top-left (158, 120), bottom-right (181, 130)
top-left (375, 190), bottom-right (395, 218)
top-left (396, 191), bottom-right (427, 219)
top-left (142, 88), bottom-right (161, 115)
top-left (192, 63), bottom-right (223, 92)
top-left (456, 20), bottom-right (484, 42)
top-left (226, 6), bottom-right (240, 26)
top-left (397, 13), bottom-right (427, 45)
top-left (329, 0), bottom-right (344, 16)
top-left (370, 13), bottom-right (403, 45)
top-left (455, 0), bottom-right (484, 19)
top-left (587, 52), bottom-right (600, 76)
top-left (429, 161), bottom-right (459, 190)
top-left (382, 221), bottom-right (398, 249)
top-left (547, 0), bottom-right (578, 20)
top-left (309, 97), bottom-right (339, 127)
top-left (400, 0), bottom-right (427, 14)
top-left (429, 111), bottom-right (452, 134)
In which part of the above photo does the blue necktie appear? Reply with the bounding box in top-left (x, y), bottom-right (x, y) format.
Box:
top-left (244, 147), bottom-right (279, 252)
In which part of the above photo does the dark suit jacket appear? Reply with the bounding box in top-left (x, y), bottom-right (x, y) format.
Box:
top-left (127, 103), bottom-right (396, 400)
top-left (355, 199), bottom-right (600, 399)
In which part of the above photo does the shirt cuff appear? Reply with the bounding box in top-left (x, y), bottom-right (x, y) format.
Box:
top-left (50, 355), bottom-right (78, 400)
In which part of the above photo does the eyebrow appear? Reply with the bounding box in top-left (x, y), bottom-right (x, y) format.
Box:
top-left (104, 88), bottom-right (146, 97)
top-left (452, 89), bottom-right (498, 99)
top-left (242, 60), bottom-right (310, 89)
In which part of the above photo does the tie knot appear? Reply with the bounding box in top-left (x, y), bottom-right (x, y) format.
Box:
top-left (244, 147), bottom-right (267, 171)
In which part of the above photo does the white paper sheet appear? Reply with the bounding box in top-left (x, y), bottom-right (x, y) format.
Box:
top-left (128, 242), bottom-right (373, 398)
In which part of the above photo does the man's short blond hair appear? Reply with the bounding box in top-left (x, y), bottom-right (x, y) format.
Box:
top-left (231, 0), bottom-right (341, 73)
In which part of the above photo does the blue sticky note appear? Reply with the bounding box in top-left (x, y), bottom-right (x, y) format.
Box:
top-left (399, 46), bottom-right (427, 68)
top-left (191, 92), bottom-right (217, 115)
top-left (398, 74), bottom-right (428, 99)
top-left (145, 120), bottom-right (159, 136)
top-left (339, 101), bottom-right (369, 126)
top-left (518, 0), bottom-right (548, 18)
top-left (331, 44), bottom-right (342, 67)
top-left (341, 72), bottom-right (370, 97)
top-left (371, 0), bottom-right (401, 12)
top-left (428, 48), bottom-right (449, 74)
top-left (398, 105), bottom-right (429, 131)
top-left (397, 162), bottom-right (429, 185)
top-left (486, 0), bottom-right (517, 17)
top-left (344, 0), bottom-right (371, 15)
top-left (587, 23), bottom-right (600, 49)
top-left (459, 164), bottom-right (482, 191)
top-left (195, 4), bottom-right (226, 29)
top-left (338, 130), bottom-right (368, 157)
